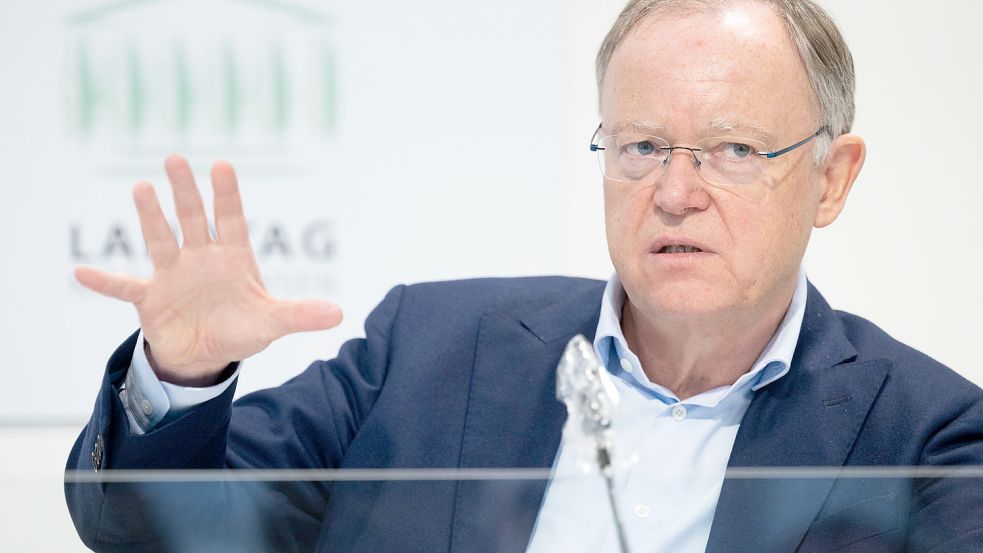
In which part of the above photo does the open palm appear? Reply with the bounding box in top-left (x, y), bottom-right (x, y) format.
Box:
top-left (75, 155), bottom-right (342, 386)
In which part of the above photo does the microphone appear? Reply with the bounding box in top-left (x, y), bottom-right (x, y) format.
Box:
top-left (556, 335), bottom-right (632, 553)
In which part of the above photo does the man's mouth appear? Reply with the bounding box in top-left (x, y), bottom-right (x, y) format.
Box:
top-left (657, 245), bottom-right (703, 254)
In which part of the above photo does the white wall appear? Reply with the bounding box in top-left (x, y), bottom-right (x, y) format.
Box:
top-left (1, 1), bottom-right (980, 549)
top-left (0, 0), bottom-right (568, 423)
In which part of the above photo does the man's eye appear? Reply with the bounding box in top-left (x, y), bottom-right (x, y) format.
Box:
top-left (723, 142), bottom-right (755, 158)
top-left (626, 141), bottom-right (657, 156)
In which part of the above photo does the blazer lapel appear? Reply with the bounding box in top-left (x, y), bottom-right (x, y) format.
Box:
top-left (449, 281), bottom-right (605, 553)
top-left (705, 284), bottom-right (890, 553)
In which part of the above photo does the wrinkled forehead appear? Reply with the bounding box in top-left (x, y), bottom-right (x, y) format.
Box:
top-left (600, 3), bottom-right (817, 138)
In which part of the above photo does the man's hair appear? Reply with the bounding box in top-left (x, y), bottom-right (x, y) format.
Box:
top-left (596, 0), bottom-right (855, 163)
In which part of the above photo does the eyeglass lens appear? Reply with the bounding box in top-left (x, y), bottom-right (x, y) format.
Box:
top-left (596, 134), bottom-right (772, 186)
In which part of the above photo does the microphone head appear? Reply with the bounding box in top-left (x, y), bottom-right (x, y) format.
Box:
top-left (556, 334), bottom-right (620, 447)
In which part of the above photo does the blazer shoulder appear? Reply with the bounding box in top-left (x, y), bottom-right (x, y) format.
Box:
top-left (401, 276), bottom-right (606, 313)
top-left (834, 308), bottom-right (983, 401)
top-left (369, 276), bottom-right (606, 347)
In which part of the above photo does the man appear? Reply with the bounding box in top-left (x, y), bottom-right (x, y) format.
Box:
top-left (66, 0), bottom-right (983, 552)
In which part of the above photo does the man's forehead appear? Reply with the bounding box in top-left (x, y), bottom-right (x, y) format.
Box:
top-left (628, 1), bottom-right (787, 44)
top-left (601, 3), bottom-right (815, 138)
top-left (620, 7), bottom-right (800, 74)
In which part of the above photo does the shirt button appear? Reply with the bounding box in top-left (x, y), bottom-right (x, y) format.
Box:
top-left (619, 358), bottom-right (633, 373)
top-left (671, 404), bottom-right (687, 421)
top-left (633, 502), bottom-right (651, 519)
top-left (141, 399), bottom-right (154, 417)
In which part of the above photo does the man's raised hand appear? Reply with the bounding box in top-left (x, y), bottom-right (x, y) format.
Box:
top-left (74, 155), bottom-right (343, 387)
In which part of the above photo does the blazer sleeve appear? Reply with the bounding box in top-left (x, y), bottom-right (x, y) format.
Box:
top-left (64, 284), bottom-right (406, 552)
top-left (906, 387), bottom-right (983, 552)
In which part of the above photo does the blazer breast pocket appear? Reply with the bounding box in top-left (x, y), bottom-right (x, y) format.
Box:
top-left (797, 492), bottom-right (902, 552)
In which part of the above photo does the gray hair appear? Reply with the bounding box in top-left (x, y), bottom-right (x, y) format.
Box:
top-left (595, 0), bottom-right (855, 163)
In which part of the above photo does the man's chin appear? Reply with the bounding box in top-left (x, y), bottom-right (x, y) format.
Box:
top-left (624, 281), bottom-right (737, 320)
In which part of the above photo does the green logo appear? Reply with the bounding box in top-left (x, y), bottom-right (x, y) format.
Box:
top-left (67, 0), bottom-right (337, 150)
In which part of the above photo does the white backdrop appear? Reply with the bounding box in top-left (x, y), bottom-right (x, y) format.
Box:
top-left (0, 0), bottom-right (980, 425)
top-left (1, 0), bottom-right (569, 422)
top-left (1, 1), bottom-right (982, 550)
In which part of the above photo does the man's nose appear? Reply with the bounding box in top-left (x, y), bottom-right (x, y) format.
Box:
top-left (652, 148), bottom-right (711, 215)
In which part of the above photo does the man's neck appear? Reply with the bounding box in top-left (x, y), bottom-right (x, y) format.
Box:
top-left (620, 286), bottom-right (796, 401)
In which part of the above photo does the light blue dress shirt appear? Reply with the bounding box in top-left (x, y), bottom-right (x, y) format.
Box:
top-left (525, 269), bottom-right (807, 553)
top-left (120, 333), bottom-right (240, 434)
top-left (121, 270), bottom-right (807, 553)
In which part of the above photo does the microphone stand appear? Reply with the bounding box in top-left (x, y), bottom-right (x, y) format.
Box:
top-left (556, 335), bottom-right (633, 553)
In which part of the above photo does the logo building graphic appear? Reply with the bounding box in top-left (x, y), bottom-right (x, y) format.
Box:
top-left (67, 0), bottom-right (337, 157)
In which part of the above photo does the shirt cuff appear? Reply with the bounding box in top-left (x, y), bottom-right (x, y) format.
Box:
top-left (120, 330), bottom-right (241, 435)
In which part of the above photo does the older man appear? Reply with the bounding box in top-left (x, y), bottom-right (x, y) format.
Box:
top-left (67, 0), bottom-right (983, 552)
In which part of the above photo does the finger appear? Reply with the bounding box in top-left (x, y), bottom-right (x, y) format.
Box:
top-left (74, 266), bottom-right (148, 303)
top-left (211, 160), bottom-right (250, 246)
top-left (132, 182), bottom-right (179, 267)
top-left (164, 154), bottom-right (211, 248)
top-left (269, 299), bottom-right (343, 338)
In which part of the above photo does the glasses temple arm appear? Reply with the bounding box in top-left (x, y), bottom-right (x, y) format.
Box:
top-left (762, 127), bottom-right (827, 159)
top-left (590, 123), bottom-right (604, 151)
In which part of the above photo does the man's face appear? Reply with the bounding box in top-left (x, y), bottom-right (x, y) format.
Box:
top-left (601, 3), bottom-right (827, 322)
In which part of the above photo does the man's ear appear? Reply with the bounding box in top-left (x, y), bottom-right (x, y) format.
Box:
top-left (814, 133), bottom-right (866, 228)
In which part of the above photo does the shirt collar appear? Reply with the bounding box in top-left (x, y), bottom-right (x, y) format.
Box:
top-left (592, 268), bottom-right (808, 405)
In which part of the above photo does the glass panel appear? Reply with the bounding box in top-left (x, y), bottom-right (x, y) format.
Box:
top-left (21, 466), bottom-right (979, 552)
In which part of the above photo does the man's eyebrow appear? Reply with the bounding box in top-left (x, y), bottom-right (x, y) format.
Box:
top-left (606, 118), bottom-right (777, 141)
top-left (704, 118), bottom-right (777, 141)
top-left (606, 120), bottom-right (666, 134)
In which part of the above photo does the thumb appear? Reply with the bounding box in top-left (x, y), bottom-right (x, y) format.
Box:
top-left (270, 299), bottom-right (344, 337)
top-left (74, 266), bottom-right (147, 303)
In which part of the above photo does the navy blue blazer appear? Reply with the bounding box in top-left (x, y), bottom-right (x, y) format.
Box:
top-left (66, 277), bottom-right (983, 552)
